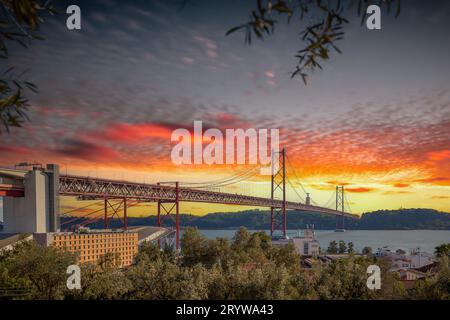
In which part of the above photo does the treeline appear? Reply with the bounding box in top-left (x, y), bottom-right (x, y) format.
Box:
top-left (1, 227), bottom-right (449, 300)
top-left (64, 208), bottom-right (450, 230)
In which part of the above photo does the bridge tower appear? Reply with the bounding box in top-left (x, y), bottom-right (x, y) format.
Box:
top-left (335, 186), bottom-right (345, 232)
top-left (156, 182), bottom-right (180, 250)
top-left (102, 197), bottom-right (129, 230)
top-left (270, 148), bottom-right (287, 238)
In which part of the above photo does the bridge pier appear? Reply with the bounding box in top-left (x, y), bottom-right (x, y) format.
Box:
top-left (104, 197), bottom-right (108, 229)
top-left (335, 186), bottom-right (345, 232)
top-left (2, 165), bottom-right (60, 234)
top-left (156, 182), bottom-right (180, 250)
top-left (101, 198), bottom-right (129, 231)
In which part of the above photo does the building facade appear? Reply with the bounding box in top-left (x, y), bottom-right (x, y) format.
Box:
top-left (35, 230), bottom-right (138, 267)
top-left (272, 226), bottom-right (321, 256)
top-left (376, 248), bottom-right (435, 270)
top-left (289, 225), bottom-right (320, 256)
top-left (2, 165), bottom-right (60, 234)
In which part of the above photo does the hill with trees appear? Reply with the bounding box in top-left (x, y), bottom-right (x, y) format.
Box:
top-left (62, 208), bottom-right (450, 230)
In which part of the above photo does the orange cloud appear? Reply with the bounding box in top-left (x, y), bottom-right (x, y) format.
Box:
top-left (415, 177), bottom-right (449, 184)
top-left (326, 181), bottom-right (351, 186)
top-left (101, 123), bottom-right (174, 143)
top-left (345, 187), bottom-right (376, 193)
top-left (427, 150), bottom-right (450, 161)
top-left (393, 183), bottom-right (410, 188)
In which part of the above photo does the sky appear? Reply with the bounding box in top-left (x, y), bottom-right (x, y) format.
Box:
top-left (1, 0), bottom-right (450, 218)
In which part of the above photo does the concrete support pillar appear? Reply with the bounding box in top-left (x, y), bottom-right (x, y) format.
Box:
top-left (46, 164), bottom-right (60, 232)
top-left (3, 169), bottom-right (48, 233)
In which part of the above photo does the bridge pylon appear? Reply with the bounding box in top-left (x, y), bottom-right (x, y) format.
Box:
top-left (156, 182), bottom-right (180, 250)
top-left (270, 148), bottom-right (287, 238)
top-left (335, 186), bottom-right (345, 232)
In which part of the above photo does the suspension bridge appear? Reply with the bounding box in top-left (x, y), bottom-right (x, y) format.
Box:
top-left (0, 149), bottom-right (358, 249)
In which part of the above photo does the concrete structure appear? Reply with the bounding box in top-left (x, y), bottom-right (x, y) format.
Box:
top-left (291, 225), bottom-right (320, 256)
top-left (273, 225), bottom-right (320, 256)
top-left (129, 226), bottom-right (176, 245)
top-left (35, 229), bottom-right (138, 267)
top-left (1, 165), bottom-right (60, 234)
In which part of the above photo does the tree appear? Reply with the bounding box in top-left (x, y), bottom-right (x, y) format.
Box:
top-left (65, 261), bottom-right (131, 300)
top-left (338, 240), bottom-right (347, 254)
top-left (270, 241), bottom-right (301, 273)
top-left (134, 241), bottom-right (176, 265)
top-left (127, 256), bottom-right (208, 299)
top-left (232, 226), bottom-right (251, 248)
top-left (327, 240), bottom-right (338, 254)
top-left (207, 262), bottom-right (292, 300)
top-left (347, 242), bottom-right (355, 254)
top-left (97, 252), bottom-right (121, 270)
top-left (4, 241), bottom-right (76, 299)
top-left (435, 244), bottom-right (450, 258)
top-left (180, 227), bottom-right (209, 267)
top-left (362, 246), bottom-right (372, 255)
top-left (0, 247), bottom-right (31, 299)
top-left (226, 0), bottom-right (400, 84)
top-left (290, 267), bottom-right (320, 299)
top-left (203, 237), bottom-right (234, 269)
top-left (0, 0), bottom-right (56, 133)
top-left (314, 256), bottom-right (376, 300)
top-left (405, 256), bottom-right (450, 300)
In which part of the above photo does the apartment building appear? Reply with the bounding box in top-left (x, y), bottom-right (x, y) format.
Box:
top-left (35, 229), bottom-right (139, 267)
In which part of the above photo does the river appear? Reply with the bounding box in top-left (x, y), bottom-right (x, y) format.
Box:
top-left (197, 229), bottom-right (450, 254)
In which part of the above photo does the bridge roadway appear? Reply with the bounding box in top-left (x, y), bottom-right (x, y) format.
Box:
top-left (58, 175), bottom-right (358, 219)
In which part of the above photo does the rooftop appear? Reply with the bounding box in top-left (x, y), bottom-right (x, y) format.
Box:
top-left (0, 233), bottom-right (32, 249)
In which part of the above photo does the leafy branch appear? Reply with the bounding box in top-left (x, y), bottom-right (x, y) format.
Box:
top-left (0, 67), bottom-right (37, 133)
top-left (0, 0), bottom-right (55, 134)
top-left (226, 0), bottom-right (401, 84)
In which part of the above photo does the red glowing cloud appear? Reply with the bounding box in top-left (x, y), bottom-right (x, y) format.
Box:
top-left (100, 123), bottom-right (175, 143)
top-left (345, 187), bottom-right (376, 193)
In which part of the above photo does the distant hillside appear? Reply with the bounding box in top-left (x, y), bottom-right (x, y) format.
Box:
top-left (61, 208), bottom-right (450, 230)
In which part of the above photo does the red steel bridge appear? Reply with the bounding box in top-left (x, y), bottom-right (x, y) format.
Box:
top-left (1, 149), bottom-right (358, 248)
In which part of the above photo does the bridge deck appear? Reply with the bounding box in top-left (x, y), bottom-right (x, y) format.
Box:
top-left (59, 175), bottom-right (358, 219)
top-left (0, 184), bottom-right (25, 197)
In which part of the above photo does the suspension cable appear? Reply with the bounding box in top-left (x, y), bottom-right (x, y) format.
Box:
top-left (285, 154), bottom-right (310, 197)
top-left (60, 200), bottom-right (104, 216)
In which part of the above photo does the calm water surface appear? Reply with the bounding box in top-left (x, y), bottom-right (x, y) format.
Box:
top-left (197, 229), bottom-right (450, 253)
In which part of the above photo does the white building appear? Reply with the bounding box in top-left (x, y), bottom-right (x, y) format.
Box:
top-left (291, 225), bottom-right (320, 256)
top-left (377, 247), bottom-right (435, 270)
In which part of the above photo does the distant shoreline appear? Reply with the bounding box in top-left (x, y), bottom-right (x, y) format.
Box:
top-left (53, 208), bottom-right (450, 231)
